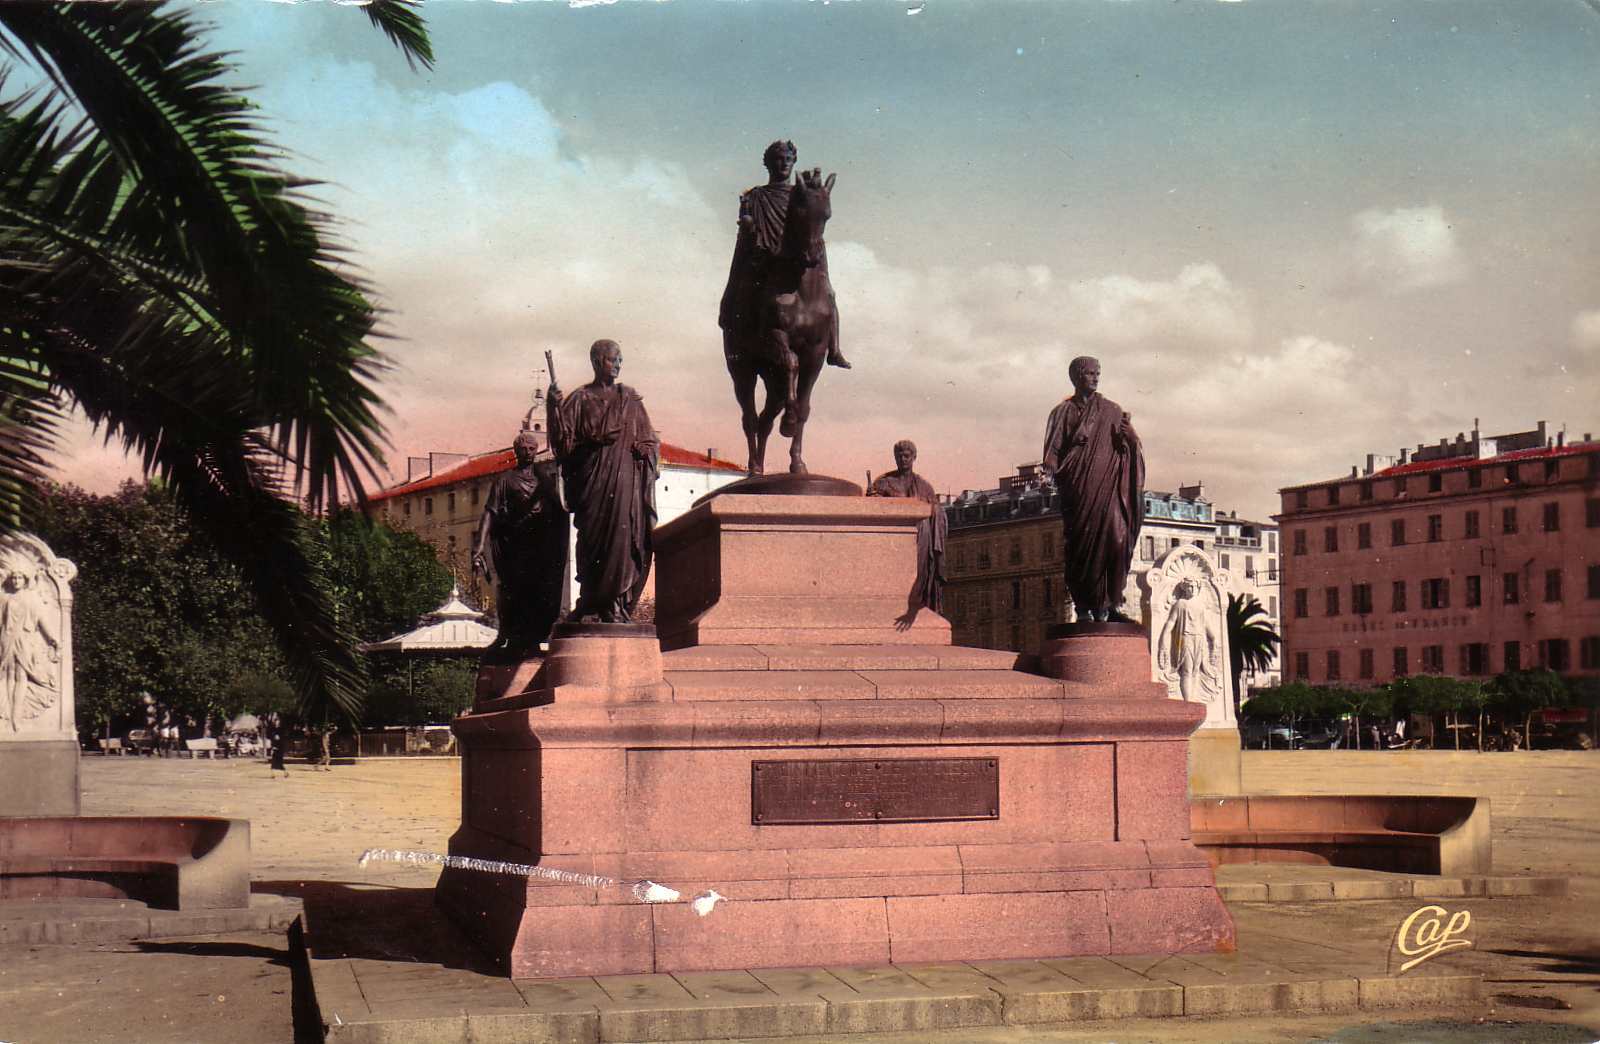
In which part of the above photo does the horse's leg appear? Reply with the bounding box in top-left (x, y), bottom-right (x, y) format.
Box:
top-left (726, 332), bottom-right (763, 474)
top-left (754, 364), bottom-right (785, 469)
top-left (770, 329), bottom-right (800, 438)
top-left (824, 290), bottom-right (850, 369)
top-left (788, 352), bottom-right (824, 474)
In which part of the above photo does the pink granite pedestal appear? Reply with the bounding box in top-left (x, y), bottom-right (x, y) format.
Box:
top-left (438, 493), bottom-right (1233, 978)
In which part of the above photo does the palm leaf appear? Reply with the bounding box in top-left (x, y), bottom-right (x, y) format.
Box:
top-left (364, 0), bottom-right (434, 71)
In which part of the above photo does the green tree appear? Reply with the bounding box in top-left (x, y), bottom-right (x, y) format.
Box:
top-left (32, 481), bottom-right (285, 735)
top-left (1491, 670), bottom-right (1567, 750)
top-left (320, 509), bottom-right (453, 644)
top-left (1226, 594), bottom-right (1280, 717)
top-left (0, 3), bottom-right (431, 723)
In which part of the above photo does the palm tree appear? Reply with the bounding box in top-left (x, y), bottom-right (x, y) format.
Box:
top-left (0, 3), bottom-right (431, 722)
top-left (1227, 593), bottom-right (1280, 719)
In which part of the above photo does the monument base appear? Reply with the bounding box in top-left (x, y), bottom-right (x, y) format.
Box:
top-left (1188, 728), bottom-right (1243, 797)
top-left (0, 740), bottom-right (80, 817)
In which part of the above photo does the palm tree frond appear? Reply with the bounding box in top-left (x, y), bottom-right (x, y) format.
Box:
top-left (364, 0), bottom-right (434, 71)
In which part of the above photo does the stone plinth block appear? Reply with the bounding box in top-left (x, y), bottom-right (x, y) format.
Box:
top-left (653, 493), bottom-right (951, 649)
top-left (539, 623), bottom-right (668, 703)
top-left (440, 640), bottom-right (1230, 977)
top-left (1038, 624), bottom-right (1167, 698)
top-left (0, 740), bottom-right (79, 817)
top-left (475, 657), bottom-right (543, 705)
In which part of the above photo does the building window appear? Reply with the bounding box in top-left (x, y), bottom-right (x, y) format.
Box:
top-left (1353, 583), bottom-right (1373, 615)
top-left (1009, 539), bottom-right (1022, 565)
top-left (954, 546), bottom-right (968, 573)
top-left (1422, 645), bottom-right (1445, 673)
top-left (1465, 575), bottom-right (1482, 608)
top-left (1359, 648), bottom-right (1374, 680)
top-left (1196, 540), bottom-right (1205, 550)
top-left (1010, 625), bottom-right (1022, 652)
top-left (1392, 580), bottom-right (1407, 612)
top-left (1294, 589), bottom-right (1309, 618)
top-left (1590, 564), bottom-right (1600, 599)
top-left (1170, 537), bottom-right (1181, 550)
top-left (1506, 463), bottom-right (1520, 485)
top-left (1538, 639), bottom-right (1571, 672)
top-left (1041, 531), bottom-right (1055, 559)
top-left (1295, 490), bottom-right (1309, 510)
top-left (1464, 510), bottom-right (1479, 538)
top-left (1462, 643), bottom-right (1489, 676)
top-left (1245, 556), bottom-right (1256, 578)
top-left (1504, 641), bottom-right (1521, 672)
top-left (1268, 532), bottom-right (1278, 553)
top-left (424, 497), bottom-right (433, 516)
top-left (1011, 579), bottom-right (1022, 611)
top-left (1325, 586), bottom-right (1341, 616)
top-left (1427, 514), bottom-right (1443, 542)
top-left (446, 492), bottom-right (456, 514)
top-left (1588, 498), bottom-right (1600, 528)
top-left (1503, 506), bottom-right (1518, 534)
top-left (1428, 473), bottom-right (1443, 493)
top-left (1267, 558), bottom-right (1278, 581)
top-left (1293, 530), bottom-right (1307, 556)
top-left (1220, 552), bottom-right (1230, 569)
top-left (1357, 522), bottom-right (1372, 549)
top-left (1393, 476), bottom-right (1409, 498)
top-left (1545, 458), bottom-right (1560, 480)
top-left (403, 500), bottom-right (411, 516)
top-left (1328, 485), bottom-right (1341, 506)
top-left (1270, 595), bottom-right (1278, 617)
top-left (1543, 502), bottom-right (1560, 532)
top-left (1504, 572), bottom-right (1520, 605)
top-left (1360, 481), bottom-right (1374, 502)
top-left (1545, 569), bottom-right (1562, 603)
top-left (471, 485), bottom-right (480, 506)
top-left (1393, 646), bottom-right (1408, 677)
top-left (1391, 519), bottom-right (1406, 546)
top-left (1043, 578), bottom-right (1053, 609)
top-left (1467, 468), bottom-right (1482, 489)
top-left (1421, 578), bottom-right (1449, 610)
top-left (1326, 650), bottom-right (1341, 681)
top-left (1323, 526), bottom-right (1338, 553)
top-left (1581, 636), bottom-right (1600, 671)
top-left (977, 547), bottom-right (991, 570)
top-left (1144, 536), bottom-right (1155, 560)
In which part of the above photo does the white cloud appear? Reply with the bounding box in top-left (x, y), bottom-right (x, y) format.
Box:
top-left (1349, 204), bottom-right (1468, 293)
top-left (1572, 309), bottom-right (1600, 354)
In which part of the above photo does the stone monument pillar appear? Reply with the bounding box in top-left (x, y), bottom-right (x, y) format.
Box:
top-left (1140, 546), bottom-right (1242, 796)
top-left (0, 533), bottom-right (80, 816)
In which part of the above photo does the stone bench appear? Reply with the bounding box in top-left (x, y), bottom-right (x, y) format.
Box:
top-left (1191, 795), bottom-right (1490, 877)
top-left (98, 738), bottom-right (124, 755)
top-left (0, 817), bottom-right (250, 910)
top-left (184, 738), bottom-right (220, 758)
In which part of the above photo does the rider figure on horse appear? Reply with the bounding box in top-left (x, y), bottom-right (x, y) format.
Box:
top-left (719, 139), bottom-right (850, 372)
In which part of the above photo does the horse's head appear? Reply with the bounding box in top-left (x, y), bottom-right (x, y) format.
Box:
top-left (782, 167), bottom-right (835, 268)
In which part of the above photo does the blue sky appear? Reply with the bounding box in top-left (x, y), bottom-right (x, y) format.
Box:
top-left (54, 0), bottom-right (1600, 518)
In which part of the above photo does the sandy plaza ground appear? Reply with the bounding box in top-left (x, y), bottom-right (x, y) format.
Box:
top-left (0, 750), bottom-right (1596, 1042)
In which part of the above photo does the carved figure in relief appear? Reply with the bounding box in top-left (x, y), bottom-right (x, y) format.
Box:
top-left (1156, 578), bottom-right (1223, 702)
top-left (0, 567), bottom-right (60, 730)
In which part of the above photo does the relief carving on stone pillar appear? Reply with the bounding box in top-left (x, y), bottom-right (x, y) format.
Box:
top-left (0, 534), bottom-right (77, 737)
top-left (1140, 546), bottom-right (1235, 728)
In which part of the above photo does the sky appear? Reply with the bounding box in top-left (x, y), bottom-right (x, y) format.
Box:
top-left (50, 0), bottom-right (1600, 520)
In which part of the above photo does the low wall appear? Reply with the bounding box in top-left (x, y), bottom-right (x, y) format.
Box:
top-left (0, 816), bottom-right (250, 910)
top-left (1191, 795), bottom-right (1490, 877)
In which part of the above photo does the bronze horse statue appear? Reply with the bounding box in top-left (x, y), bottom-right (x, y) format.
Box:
top-left (725, 168), bottom-right (839, 475)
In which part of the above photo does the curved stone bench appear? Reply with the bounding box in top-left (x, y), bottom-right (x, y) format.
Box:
top-left (0, 817), bottom-right (249, 910)
top-left (1191, 796), bottom-right (1489, 877)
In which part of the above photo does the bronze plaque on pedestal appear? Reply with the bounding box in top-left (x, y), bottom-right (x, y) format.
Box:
top-left (750, 757), bottom-right (999, 825)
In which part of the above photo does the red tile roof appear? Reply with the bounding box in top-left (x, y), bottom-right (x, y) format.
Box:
top-left (1374, 441), bottom-right (1592, 478)
top-left (369, 442), bottom-right (745, 502)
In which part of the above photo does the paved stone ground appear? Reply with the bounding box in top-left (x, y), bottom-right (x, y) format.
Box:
top-left (0, 750), bottom-right (1594, 1043)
